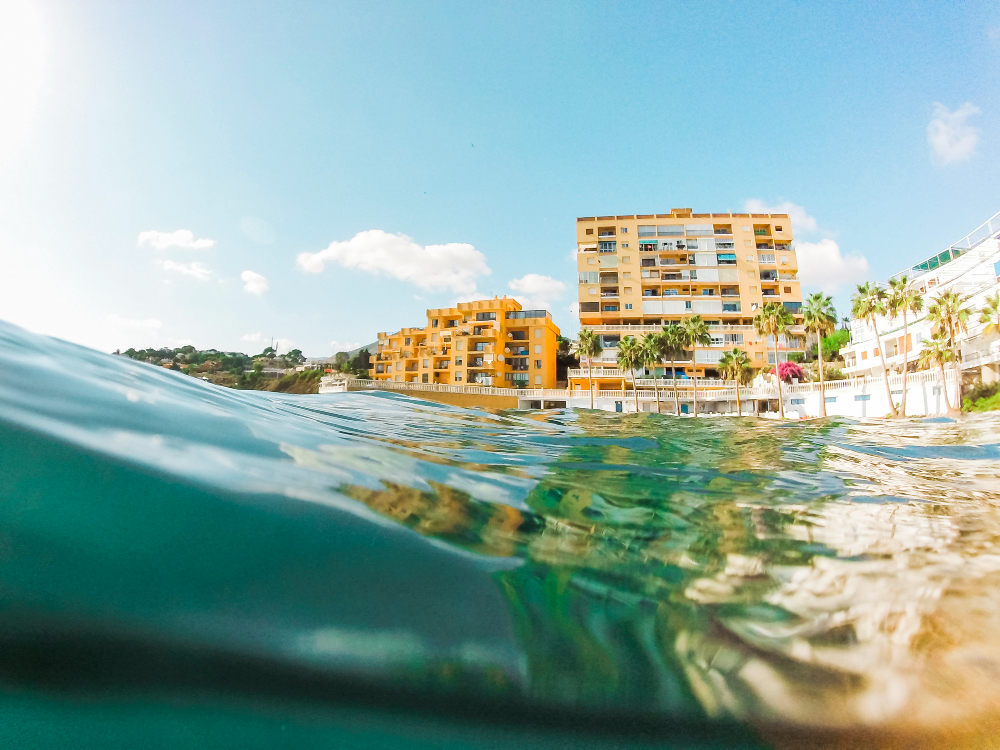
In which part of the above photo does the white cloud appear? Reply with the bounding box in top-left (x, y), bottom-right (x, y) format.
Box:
top-left (508, 273), bottom-right (566, 311)
top-left (158, 259), bottom-right (211, 281)
top-left (927, 102), bottom-right (980, 164)
top-left (241, 332), bottom-right (294, 353)
top-left (743, 200), bottom-right (817, 233)
top-left (138, 229), bottom-right (216, 251)
top-left (241, 270), bottom-right (269, 295)
top-left (296, 229), bottom-right (490, 296)
top-left (796, 239), bottom-right (869, 294)
top-left (241, 332), bottom-right (264, 344)
top-left (330, 340), bottom-right (361, 353)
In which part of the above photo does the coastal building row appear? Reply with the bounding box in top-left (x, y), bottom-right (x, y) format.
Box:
top-left (568, 209), bottom-right (805, 392)
top-left (369, 297), bottom-right (562, 389)
top-left (842, 209), bottom-right (1000, 384)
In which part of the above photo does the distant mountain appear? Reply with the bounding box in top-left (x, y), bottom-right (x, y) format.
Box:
top-left (345, 341), bottom-right (377, 358)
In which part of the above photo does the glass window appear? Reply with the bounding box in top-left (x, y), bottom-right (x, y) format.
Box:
top-left (535, 360), bottom-right (542, 369)
top-left (825, 396), bottom-right (836, 403)
top-left (855, 394), bottom-right (871, 401)
top-left (432, 319), bottom-right (438, 327)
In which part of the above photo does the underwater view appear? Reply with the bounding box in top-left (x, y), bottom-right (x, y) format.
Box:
top-left (2, 318), bottom-right (1000, 749)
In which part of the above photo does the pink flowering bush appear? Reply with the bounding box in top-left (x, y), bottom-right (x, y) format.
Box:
top-left (771, 361), bottom-right (804, 383)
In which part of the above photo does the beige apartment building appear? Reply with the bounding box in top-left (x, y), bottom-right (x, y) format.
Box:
top-left (370, 297), bottom-right (561, 389)
top-left (571, 209), bottom-right (805, 388)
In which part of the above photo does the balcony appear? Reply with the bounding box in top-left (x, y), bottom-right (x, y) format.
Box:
top-left (601, 291), bottom-right (619, 298)
top-left (598, 231), bottom-right (616, 238)
top-left (754, 229), bottom-right (769, 236)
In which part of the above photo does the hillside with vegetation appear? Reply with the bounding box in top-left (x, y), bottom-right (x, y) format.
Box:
top-left (118, 344), bottom-right (371, 394)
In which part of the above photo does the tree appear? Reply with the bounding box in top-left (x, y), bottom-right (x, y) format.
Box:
top-left (754, 302), bottom-right (794, 419)
top-left (926, 290), bottom-right (972, 413)
top-left (680, 316), bottom-right (711, 416)
top-left (574, 329), bottom-right (603, 410)
top-left (555, 335), bottom-right (579, 382)
top-left (617, 335), bottom-right (643, 413)
top-left (886, 276), bottom-right (923, 417)
top-left (260, 346), bottom-right (277, 359)
top-left (917, 331), bottom-right (954, 412)
top-left (285, 348), bottom-right (305, 365)
top-left (639, 334), bottom-right (662, 413)
top-left (851, 282), bottom-right (898, 417)
top-left (802, 292), bottom-right (837, 417)
top-left (980, 292), bottom-right (1000, 337)
top-left (658, 324), bottom-right (686, 416)
top-left (719, 348), bottom-right (752, 416)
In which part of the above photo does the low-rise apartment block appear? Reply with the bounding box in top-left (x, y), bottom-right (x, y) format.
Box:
top-left (370, 297), bottom-right (561, 388)
top-left (571, 209), bottom-right (805, 389)
top-left (842, 210), bottom-right (1000, 384)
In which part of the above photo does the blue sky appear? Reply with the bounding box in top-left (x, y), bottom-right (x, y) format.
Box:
top-left (1, 0), bottom-right (998, 356)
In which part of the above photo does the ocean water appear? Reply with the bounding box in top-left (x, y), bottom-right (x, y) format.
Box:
top-left (2, 318), bottom-right (1000, 749)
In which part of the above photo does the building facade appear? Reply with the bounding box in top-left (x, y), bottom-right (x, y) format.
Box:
top-left (570, 209), bottom-right (805, 390)
top-left (842, 210), bottom-right (1000, 384)
top-left (370, 297), bottom-right (562, 388)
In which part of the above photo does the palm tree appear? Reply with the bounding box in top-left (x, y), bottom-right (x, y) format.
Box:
top-left (851, 282), bottom-right (898, 417)
top-left (617, 336), bottom-right (643, 413)
top-left (917, 331), bottom-right (954, 412)
top-left (659, 324), bottom-right (686, 415)
top-left (679, 316), bottom-right (711, 416)
top-left (886, 276), bottom-right (924, 417)
top-left (980, 292), bottom-right (1000, 337)
top-left (718, 348), bottom-right (752, 416)
top-left (574, 329), bottom-right (603, 410)
top-left (639, 334), bottom-right (663, 414)
top-left (926, 290), bottom-right (972, 413)
top-left (753, 302), bottom-right (794, 419)
top-left (802, 292), bottom-right (837, 417)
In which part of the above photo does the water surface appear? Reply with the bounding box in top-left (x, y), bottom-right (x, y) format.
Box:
top-left (1, 320), bottom-right (999, 748)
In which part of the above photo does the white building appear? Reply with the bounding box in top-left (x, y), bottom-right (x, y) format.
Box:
top-left (842, 210), bottom-right (1000, 385)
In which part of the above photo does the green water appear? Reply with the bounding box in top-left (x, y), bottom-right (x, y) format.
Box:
top-left (2, 320), bottom-right (999, 748)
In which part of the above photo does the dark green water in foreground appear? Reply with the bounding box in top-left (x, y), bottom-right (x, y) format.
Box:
top-left (2, 319), bottom-right (1000, 749)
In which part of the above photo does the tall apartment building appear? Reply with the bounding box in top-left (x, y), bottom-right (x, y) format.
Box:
top-left (571, 209), bottom-right (805, 388)
top-left (370, 297), bottom-right (562, 388)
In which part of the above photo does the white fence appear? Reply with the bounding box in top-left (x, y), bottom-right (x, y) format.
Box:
top-left (322, 369), bottom-right (958, 417)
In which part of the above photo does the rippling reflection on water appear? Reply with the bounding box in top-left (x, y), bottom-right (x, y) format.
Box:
top-left (2, 319), bottom-right (1000, 747)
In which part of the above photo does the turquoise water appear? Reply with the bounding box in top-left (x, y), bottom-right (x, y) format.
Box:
top-left (2, 319), bottom-right (1000, 748)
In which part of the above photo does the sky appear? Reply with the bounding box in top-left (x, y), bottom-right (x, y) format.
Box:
top-left (1, 0), bottom-right (998, 357)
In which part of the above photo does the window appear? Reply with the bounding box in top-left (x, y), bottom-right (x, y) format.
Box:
top-left (431, 333), bottom-right (438, 342)
top-left (775, 226), bottom-right (782, 232)
top-left (657, 225), bottom-right (684, 236)
top-left (456, 357), bottom-right (462, 365)
top-left (602, 304), bottom-right (618, 311)
top-left (861, 351), bottom-right (868, 360)
top-left (455, 374), bottom-right (462, 382)
top-left (432, 319), bottom-right (438, 327)
top-left (622, 272), bottom-right (631, 279)
top-left (623, 287), bottom-right (632, 294)
top-left (638, 225), bottom-right (656, 237)
top-left (587, 257), bottom-right (596, 265)
top-left (780, 255), bottom-right (788, 265)
top-left (685, 301), bottom-right (692, 310)
top-left (534, 344), bottom-right (542, 353)
top-left (404, 337), bottom-right (410, 345)
top-left (456, 340), bottom-right (464, 350)
top-left (745, 255), bottom-right (753, 262)
top-left (580, 302), bottom-right (599, 312)
top-left (585, 228), bottom-right (593, 235)
top-left (790, 398), bottom-right (805, 405)
top-left (620, 227), bottom-right (628, 233)
top-left (534, 328), bottom-right (542, 338)
top-left (622, 255), bottom-right (631, 264)
top-left (624, 303), bottom-right (633, 309)
top-left (755, 352), bottom-right (763, 360)
top-left (535, 359), bottom-right (542, 369)
top-left (701, 289), bottom-right (715, 296)
top-left (588, 287), bottom-right (597, 295)
top-left (475, 312), bottom-right (497, 321)
top-left (387, 365), bottom-right (392, 372)
top-left (422, 359), bottom-right (429, 368)
top-left (855, 394), bottom-right (871, 402)
top-left (599, 241), bottom-right (617, 252)
top-left (535, 376), bottom-right (542, 385)
top-left (744, 240), bottom-right (752, 247)
top-left (742, 225), bottom-right (751, 231)
top-left (750, 286), bottom-right (757, 292)
top-left (621, 243), bottom-right (629, 248)
top-left (784, 286), bottom-right (792, 294)
top-left (873, 348), bottom-right (879, 357)
top-left (825, 396), bottom-right (836, 403)
top-left (579, 271), bottom-right (598, 284)
top-left (421, 374), bottom-right (428, 383)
